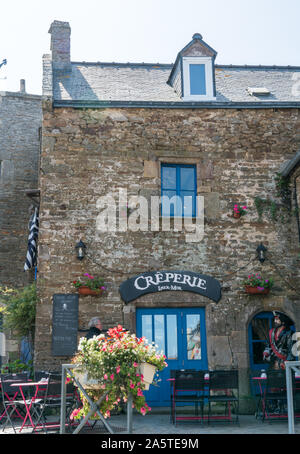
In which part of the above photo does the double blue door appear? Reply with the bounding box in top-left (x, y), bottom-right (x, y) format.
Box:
top-left (136, 308), bottom-right (208, 406)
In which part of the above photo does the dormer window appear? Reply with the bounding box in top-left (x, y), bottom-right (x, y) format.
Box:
top-left (182, 57), bottom-right (216, 101)
top-left (167, 33), bottom-right (217, 102)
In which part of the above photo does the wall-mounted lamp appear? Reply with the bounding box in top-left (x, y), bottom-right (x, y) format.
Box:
top-left (75, 240), bottom-right (86, 261)
top-left (256, 243), bottom-right (267, 263)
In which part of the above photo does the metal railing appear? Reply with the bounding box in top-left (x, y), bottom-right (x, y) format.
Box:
top-left (60, 363), bottom-right (133, 434)
top-left (285, 361), bottom-right (300, 434)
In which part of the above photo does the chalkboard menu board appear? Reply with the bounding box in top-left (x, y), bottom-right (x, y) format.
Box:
top-left (52, 294), bottom-right (79, 356)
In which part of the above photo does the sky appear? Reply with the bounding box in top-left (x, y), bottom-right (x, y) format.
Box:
top-left (0, 0), bottom-right (299, 95)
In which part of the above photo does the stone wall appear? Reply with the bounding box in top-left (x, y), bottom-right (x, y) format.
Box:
top-left (0, 89), bottom-right (41, 363)
top-left (0, 90), bottom-right (41, 288)
top-left (36, 104), bottom-right (300, 408)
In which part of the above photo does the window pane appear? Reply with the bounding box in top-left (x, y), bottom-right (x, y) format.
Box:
top-left (141, 315), bottom-right (153, 345)
top-left (252, 342), bottom-right (266, 365)
top-left (252, 318), bottom-right (269, 341)
top-left (167, 315), bottom-right (178, 359)
top-left (181, 192), bottom-right (195, 217)
top-left (154, 315), bottom-right (165, 355)
top-left (186, 314), bottom-right (201, 360)
top-left (161, 191), bottom-right (181, 217)
top-left (180, 167), bottom-right (195, 190)
top-left (162, 166), bottom-right (176, 190)
top-left (190, 64), bottom-right (206, 95)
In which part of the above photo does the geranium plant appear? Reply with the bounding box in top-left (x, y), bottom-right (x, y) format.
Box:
top-left (72, 273), bottom-right (107, 291)
top-left (243, 274), bottom-right (274, 291)
top-left (233, 204), bottom-right (248, 217)
top-left (70, 325), bottom-right (167, 421)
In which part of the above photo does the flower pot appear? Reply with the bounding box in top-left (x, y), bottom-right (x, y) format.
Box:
top-left (139, 362), bottom-right (156, 390)
top-left (245, 286), bottom-right (270, 295)
top-left (78, 286), bottom-right (103, 296)
top-left (233, 212), bottom-right (241, 219)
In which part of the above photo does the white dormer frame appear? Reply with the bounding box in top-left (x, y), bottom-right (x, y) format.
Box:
top-left (182, 57), bottom-right (216, 101)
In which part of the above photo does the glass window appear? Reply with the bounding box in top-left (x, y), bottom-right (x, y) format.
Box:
top-left (189, 64), bottom-right (206, 95)
top-left (161, 164), bottom-right (197, 217)
top-left (154, 315), bottom-right (165, 355)
top-left (186, 314), bottom-right (201, 360)
top-left (166, 315), bottom-right (178, 360)
top-left (141, 315), bottom-right (153, 345)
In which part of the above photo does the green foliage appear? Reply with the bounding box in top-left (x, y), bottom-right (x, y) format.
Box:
top-left (243, 274), bottom-right (274, 289)
top-left (254, 196), bottom-right (291, 223)
top-left (0, 283), bottom-right (37, 341)
top-left (72, 274), bottom-right (106, 291)
top-left (274, 172), bottom-right (291, 204)
top-left (1, 359), bottom-right (33, 375)
top-left (253, 173), bottom-right (294, 223)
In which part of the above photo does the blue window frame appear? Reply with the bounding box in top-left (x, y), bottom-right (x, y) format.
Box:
top-left (189, 64), bottom-right (206, 95)
top-left (161, 163), bottom-right (197, 217)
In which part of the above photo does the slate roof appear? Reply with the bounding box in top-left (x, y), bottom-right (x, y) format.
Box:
top-left (52, 61), bottom-right (300, 107)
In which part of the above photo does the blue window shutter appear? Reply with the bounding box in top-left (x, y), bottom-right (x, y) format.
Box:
top-left (189, 64), bottom-right (206, 95)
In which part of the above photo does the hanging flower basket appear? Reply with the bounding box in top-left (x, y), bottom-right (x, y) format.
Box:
top-left (73, 274), bottom-right (107, 296)
top-left (71, 325), bottom-right (167, 421)
top-left (139, 362), bottom-right (157, 390)
top-left (78, 286), bottom-right (104, 296)
top-left (243, 274), bottom-right (273, 295)
top-left (244, 286), bottom-right (270, 295)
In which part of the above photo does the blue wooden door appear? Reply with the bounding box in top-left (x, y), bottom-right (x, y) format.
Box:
top-left (136, 307), bottom-right (208, 406)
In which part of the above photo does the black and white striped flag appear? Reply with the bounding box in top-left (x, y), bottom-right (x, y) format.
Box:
top-left (24, 207), bottom-right (39, 271)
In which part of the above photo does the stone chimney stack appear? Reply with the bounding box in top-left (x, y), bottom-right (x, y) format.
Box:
top-left (48, 20), bottom-right (71, 71)
top-left (20, 79), bottom-right (26, 93)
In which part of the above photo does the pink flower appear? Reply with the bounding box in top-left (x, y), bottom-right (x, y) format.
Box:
top-left (137, 388), bottom-right (143, 397)
top-left (104, 374), bottom-right (108, 380)
top-left (140, 406), bottom-right (146, 415)
top-left (110, 374), bottom-right (114, 381)
top-left (133, 362), bottom-right (138, 368)
top-left (130, 382), bottom-right (135, 389)
top-left (116, 366), bottom-right (121, 374)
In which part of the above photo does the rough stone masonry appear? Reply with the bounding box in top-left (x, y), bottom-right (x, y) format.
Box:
top-left (34, 21), bottom-right (300, 412)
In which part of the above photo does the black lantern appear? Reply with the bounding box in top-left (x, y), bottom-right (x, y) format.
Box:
top-left (75, 240), bottom-right (86, 261)
top-left (256, 243), bottom-right (267, 263)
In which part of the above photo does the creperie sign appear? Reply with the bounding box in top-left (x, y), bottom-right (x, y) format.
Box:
top-left (134, 272), bottom-right (207, 292)
top-left (119, 270), bottom-right (221, 304)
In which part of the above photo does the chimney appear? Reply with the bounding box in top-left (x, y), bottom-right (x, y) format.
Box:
top-left (48, 20), bottom-right (71, 71)
top-left (20, 79), bottom-right (26, 93)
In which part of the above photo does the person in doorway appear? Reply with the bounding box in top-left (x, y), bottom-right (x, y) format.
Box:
top-left (85, 317), bottom-right (103, 340)
top-left (263, 311), bottom-right (295, 370)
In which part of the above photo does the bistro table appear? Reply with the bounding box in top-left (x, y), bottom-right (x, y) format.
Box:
top-left (252, 374), bottom-right (300, 421)
top-left (10, 380), bottom-right (48, 432)
top-left (0, 380), bottom-right (27, 424)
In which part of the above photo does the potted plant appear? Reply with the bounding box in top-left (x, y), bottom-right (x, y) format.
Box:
top-left (243, 274), bottom-right (274, 295)
top-left (72, 273), bottom-right (107, 296)
top-left (233, 204), bottom-right (247, 218)
top-left (70, 325), bottom-right (167, 420)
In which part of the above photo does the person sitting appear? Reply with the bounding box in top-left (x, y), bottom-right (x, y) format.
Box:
top-left (85, 317), bottom-right (103, 340)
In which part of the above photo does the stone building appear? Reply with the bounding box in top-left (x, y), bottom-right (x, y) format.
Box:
top-left (36, 20), bottom-right (300, 411)
top-left (0, 81), bottom-right (41, 362)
